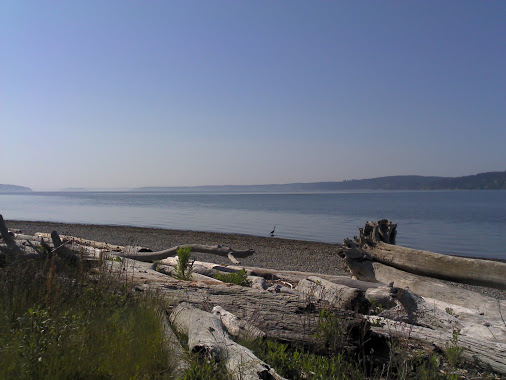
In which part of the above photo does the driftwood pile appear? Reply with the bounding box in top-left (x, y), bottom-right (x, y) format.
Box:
top-left (1, 214), bottom-right (505, 377)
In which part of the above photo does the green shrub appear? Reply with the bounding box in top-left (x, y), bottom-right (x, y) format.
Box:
top-left (213, 269), bottom-right (250, 286)
top-left (175, 246), bottom-right (194, 281)
top-left (181, 355), bottom-right (228, 380)
top-left (445, 329), bottom-right (464, 367)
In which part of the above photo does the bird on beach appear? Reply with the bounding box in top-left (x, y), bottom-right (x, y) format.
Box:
top-left (270, 226), bottom-right (276, 237)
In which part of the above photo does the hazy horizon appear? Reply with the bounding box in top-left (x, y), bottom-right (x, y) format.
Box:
top-left (2, 1), bottom-right (505, 190)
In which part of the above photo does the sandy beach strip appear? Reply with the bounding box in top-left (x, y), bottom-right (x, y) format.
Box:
top-left (6, 220), bottom-right (505, 300)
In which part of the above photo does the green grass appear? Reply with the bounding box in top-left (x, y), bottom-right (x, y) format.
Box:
top-left (0, 250), bottom-right (176, 379)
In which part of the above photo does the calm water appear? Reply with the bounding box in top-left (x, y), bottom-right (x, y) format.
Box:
top-left (1, 191), bottom-right (505, 259)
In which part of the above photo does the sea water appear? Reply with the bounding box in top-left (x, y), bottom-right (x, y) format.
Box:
top-left (1, 190), bottom-right (505, 259)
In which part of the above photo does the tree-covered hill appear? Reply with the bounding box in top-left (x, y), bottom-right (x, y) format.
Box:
top-left (0, 184), bottom-right (32, 192)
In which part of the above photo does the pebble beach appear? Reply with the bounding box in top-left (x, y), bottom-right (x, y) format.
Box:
top-left (6, 220), bottom-right (505, 300)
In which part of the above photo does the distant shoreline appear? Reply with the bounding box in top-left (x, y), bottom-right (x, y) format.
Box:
top-left (2, 170), bottom-right (505, 192)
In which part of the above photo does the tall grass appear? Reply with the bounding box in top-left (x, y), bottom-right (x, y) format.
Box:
top-left (0, 250), bottom-right (176, 379)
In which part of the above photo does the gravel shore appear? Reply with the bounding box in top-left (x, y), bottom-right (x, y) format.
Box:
top-left (7, 220), bottom-right (350, 276)
top-left (6, 220), bottom-right (504, 300)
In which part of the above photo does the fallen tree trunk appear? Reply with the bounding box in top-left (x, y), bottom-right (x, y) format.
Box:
top-left (295, 276), bottom-right (365, 312)
top-left (363, 242), bottom-right (506, 290)
top-left (121, 244), bottom-right (254, 264)
top-left (370, 261), bottom-right (506, 321)
top-left (170, 302), bottom-right (285, 380)
top-left (212, 305), bottom-right (266, 341)
top-left (159, 310), bottom-right (189, 376)
top-left (227, 264), bottom-right (382, 290)
top-left (123, 260), bottom-right (355, 345)
top-left (35, 232), bottom-right (126, 251)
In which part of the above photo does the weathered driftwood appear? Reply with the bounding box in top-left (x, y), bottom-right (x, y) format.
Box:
top-left (343, 220), bottom-right (506, 290)
top-left (0, 214), bottom-right (21, 252)
top-left (160, 257), bottom-right (238, 277)
top-left (228, 264), bottom-right (382, 290)
top-left (368, 316), bottom-right (506, 375)
top-left (121, 244), bottom-right (254, 264)
top-left (124, 260), bottom-right (350, 345)
top-left (358, 219), bottom-right (397, 245)
top-left (155, 264), bottom-right (223, 283)
top-left (212, 305), bottom-right (266, 341)
top-left (35, 232), bottom-right (126, 251)
top-left (370, 261), bottom-right (506, 320)
top-left (295, 276), bottom-right (365, 311)
top-left (365, 243), bottom-right (505, 290)
top-left (248, 275), bottom-right (267, 290)
top-left (35, 233), bottom-right (255, 264)
top-left (159, 311), bottom-right (189, 376)
top-left (152, 279), bottom-right (320, 344)
top-left (170, 302), bottom-right (285, 380)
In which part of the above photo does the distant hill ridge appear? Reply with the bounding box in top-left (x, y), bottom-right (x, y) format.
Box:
top-left (0, 184), bottom-right (32, 192)
top-left (136, 171), bottom-right (506, 192)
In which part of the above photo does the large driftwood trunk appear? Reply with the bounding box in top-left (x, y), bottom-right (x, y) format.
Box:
top-left (295, 276), bottom-right (365, 311)
top-left (169, 302), bottom-right (286, 380)
top-left (343, 220), bottom-right (506, 290)
top-left (371, 261), bottom-right (506, 319)
top-left (363, 242), bottom-right (506, 290)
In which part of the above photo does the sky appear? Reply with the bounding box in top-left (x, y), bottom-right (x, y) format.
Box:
top-left (1, 1), bottom-right (505, 190)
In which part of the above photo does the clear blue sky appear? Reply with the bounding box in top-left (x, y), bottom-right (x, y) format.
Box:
top-left (1, 1), bottom-right (504, 189)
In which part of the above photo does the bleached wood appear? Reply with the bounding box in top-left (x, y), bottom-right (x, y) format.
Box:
top-left (122, 244), bottom-right (254, 263)
top-left (295, 276), bottom-right (364, 310)
top-left (159, 311), bottom-right (189, 376)
top-left (170, 303), bottom-right (285, 380)
top-left (35, 232), bottom-right (126, 251)
top-left (363, 243), bottom-right (506, 290)
top-left (0, 214), bottom-right (21, 252)
top-left (212, 305), bottom-right (266, 341)
top-left (371, 262), bottom-right (506, 321)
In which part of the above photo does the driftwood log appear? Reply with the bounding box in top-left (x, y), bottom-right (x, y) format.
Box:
top-left (122, 244), bottom-right (255, 264)
top-left (295, 276), bottom-right (365, 311)
top-left (0, 214), bottom-right (21, 253)
top-left (343, 220), bottom-right (506, 290)
top-left (169, 302), bottom-right (285, 380)
top-left (34, 232), bottom-right (254, 264)
top-left (159, 311), bottom-right (189, 376)
top-left (212, 305), bottom-right (266, 341)
top-left (358, 219), bottom-right (397, 245)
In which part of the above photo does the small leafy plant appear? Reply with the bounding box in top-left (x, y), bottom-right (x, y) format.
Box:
top-left (214, 269), bottom-right (250, 286)
top-left (445, 329), bottom-right (464, 367)
top-left (175, 247), bottom-right (194, 281)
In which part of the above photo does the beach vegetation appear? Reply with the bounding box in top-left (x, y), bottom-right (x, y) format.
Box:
top-left (213, 268), bottom-right (250, 286)
top-left (180, 355), bottom-right (227, 380)
top-left (0, 248), bottom-right (176, 379)
top-left (174, 246), bottom-right (193, 281)
top-left (445, 329), bottom-right (464, 367)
